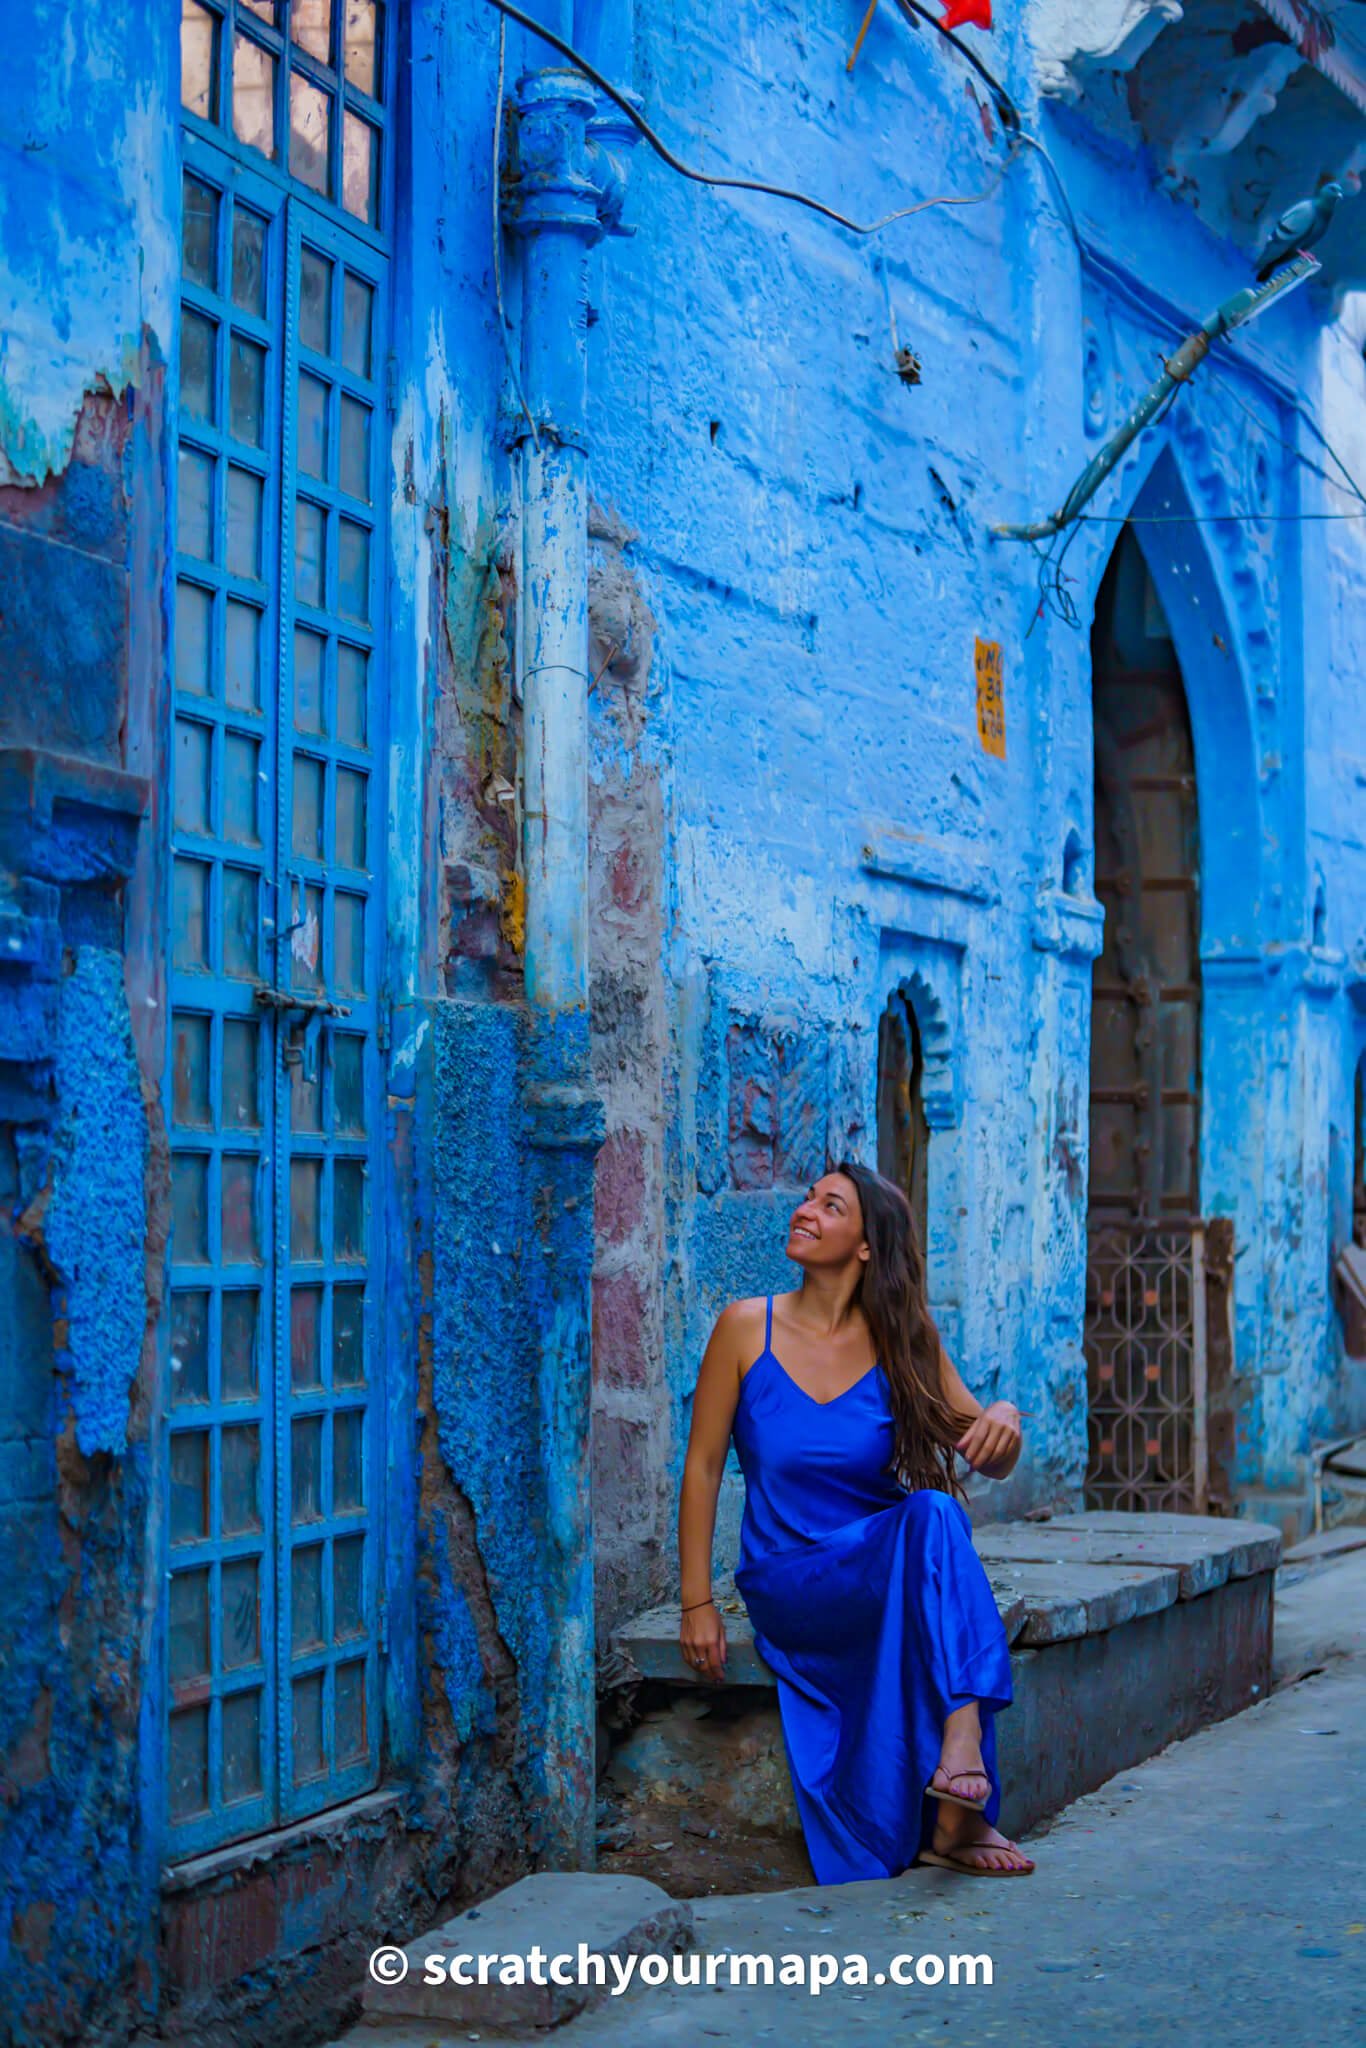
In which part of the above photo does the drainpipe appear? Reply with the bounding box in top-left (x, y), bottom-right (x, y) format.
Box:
top-left (506, 2), bottom-right (634, 1867)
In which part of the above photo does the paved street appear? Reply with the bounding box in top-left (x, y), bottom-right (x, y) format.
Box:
top-left (351, 1547), bottom-right (1366, 2048)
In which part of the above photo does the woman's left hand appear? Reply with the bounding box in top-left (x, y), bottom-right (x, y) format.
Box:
top-left (956, 1399), bottom-right (1023, 1479)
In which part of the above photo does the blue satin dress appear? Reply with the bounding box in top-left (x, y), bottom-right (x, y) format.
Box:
top-left (730, 1297), bottom-right (1013, 1885)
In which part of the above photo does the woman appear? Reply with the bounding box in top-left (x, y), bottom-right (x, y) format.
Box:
top-left (677, 1161), bottom-right (1035, 1880)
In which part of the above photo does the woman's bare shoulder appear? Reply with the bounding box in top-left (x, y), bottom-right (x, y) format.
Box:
top-left (711, 1296), bottom-right (768, 1343)
top-left (710, 1297), bottom-right (772, 1385)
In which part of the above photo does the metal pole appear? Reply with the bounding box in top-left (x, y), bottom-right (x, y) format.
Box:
top-left (994, 255), bottom-right (1320, 543)
top-left (1192, 1223), bottom-right (1208, 1513)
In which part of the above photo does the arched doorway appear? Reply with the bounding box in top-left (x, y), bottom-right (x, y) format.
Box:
top-left (1085, 526), bottom-right (1206, 1511)
top-left (877, 989), bottom-right (929, 1256)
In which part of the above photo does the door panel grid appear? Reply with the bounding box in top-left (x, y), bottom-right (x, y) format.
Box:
top-left (1085, 531), bottom-right (1205, 1514)
top-left (169, 0), bottom-right (389, 1859)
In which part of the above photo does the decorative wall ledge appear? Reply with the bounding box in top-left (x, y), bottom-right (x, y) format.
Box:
top-left (861, 833), bottom-right (1001, 906)
top-left (1032, 885), bottom-right (1106, 963)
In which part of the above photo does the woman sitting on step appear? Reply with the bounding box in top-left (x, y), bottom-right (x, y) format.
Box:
top-left (677, 1160), bottom-right (1035, 1881)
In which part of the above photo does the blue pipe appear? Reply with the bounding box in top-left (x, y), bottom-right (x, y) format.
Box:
top-left (512, 64), bottom-right (599, 1014)
top-left (506, 2), bottom-right (634, 1869)
top-left (509, 4), bottom-right (635, 1014)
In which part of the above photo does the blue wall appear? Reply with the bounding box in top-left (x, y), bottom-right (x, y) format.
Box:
top-left (581, 1), bottom-right (1366, 1564)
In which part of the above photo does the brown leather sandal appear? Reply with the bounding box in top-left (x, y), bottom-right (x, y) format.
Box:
top-left (918, 1836), bottom-right (1035, 1877)
top-left (924, 1764), bottom-right (990, 1813)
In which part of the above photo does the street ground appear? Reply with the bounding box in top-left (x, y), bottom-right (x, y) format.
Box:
top-left (350, 1542), bottom-right (1366, 2048)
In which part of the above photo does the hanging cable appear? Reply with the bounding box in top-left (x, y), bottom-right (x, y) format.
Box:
top-left (891, 1), bottom-right (1020, 130)
top-left (1287, 389), bottom-right (1366, 509)
top-left (484, 0), bottom-right (1012, 236)
top-left (1079, 508), bottom-right (1366, 524)
top-left (1013, 131), bottom-right (1083, 250)
top-left (1205, 363), bottom-right (1366, 512)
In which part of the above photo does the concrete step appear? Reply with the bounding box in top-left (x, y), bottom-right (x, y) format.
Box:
top-left (602, 1509), bottom-right (1281, 1888)
top-left (351, 1872), bottom-right (693, 2036)
top-left (1234, 1487), bottom-right (1316, 1549)
top-left (1285, 1522), bottom-right (1366, 1565)
top-left (972, 1509), bottom-right (1281, 1597)
top-left (1319, 1467), bottom-right (1366, 1529)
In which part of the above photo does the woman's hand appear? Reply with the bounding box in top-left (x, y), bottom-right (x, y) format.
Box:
top-left (679, 1598), bottom-right (727, 1683)
top-left (955, 1399), bottom-right (1023, 1480)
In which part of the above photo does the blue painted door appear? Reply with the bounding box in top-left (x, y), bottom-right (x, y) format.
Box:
top-left (167, 0), bottom-right (391, 1859)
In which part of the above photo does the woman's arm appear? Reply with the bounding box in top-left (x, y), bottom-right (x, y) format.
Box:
top-left (938, 1341), bottom-right (1023, 1482)
top-left (677, 1299), bottom-right (761, 1681)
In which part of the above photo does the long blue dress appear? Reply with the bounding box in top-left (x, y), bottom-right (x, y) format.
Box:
top-left (730, 1297), bottom-right (1013, 1885)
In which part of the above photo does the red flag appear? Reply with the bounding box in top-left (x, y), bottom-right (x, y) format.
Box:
top-left (941, 0), bottom-right (993, 28)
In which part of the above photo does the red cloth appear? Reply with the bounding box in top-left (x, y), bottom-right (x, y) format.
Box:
top-left (941, 0), bottom-right (993, 28)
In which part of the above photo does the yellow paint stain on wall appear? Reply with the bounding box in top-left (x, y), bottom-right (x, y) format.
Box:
top-left (501, 868), bottom-right (526, 954)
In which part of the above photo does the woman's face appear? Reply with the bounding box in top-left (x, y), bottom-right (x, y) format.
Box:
top-left (786, 1172), bottom-right (869, 1270)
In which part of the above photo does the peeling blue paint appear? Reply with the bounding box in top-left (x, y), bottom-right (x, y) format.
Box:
top-left (41, 949), bottom-right (147, 1456)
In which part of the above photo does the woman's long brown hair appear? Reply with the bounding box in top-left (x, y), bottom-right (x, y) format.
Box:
top-left (835, 1159), bottom-right (975, 1498)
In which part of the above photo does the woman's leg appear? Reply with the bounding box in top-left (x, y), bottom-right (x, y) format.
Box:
top-left (931, 1697), bottom-right (992, 1804)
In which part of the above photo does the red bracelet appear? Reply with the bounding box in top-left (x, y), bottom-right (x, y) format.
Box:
top-left (680, 1596), bottom-right (715, 1612)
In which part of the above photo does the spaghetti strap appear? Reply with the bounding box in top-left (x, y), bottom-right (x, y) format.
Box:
top-left (765, 1294), bottom-right (773, 1351)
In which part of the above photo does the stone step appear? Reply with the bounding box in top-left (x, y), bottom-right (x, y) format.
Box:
top-left (1234, 1487), bottom-right (1316, 1550)
top-left (612, 1512), bottom-right (1279, 1685)
top-left (983, 1558), bottom-right (1180, 1644)
top-left (353, 1872), bottom-right (693, 2036)
top-left (1319, 1467), bottom-right (1366, 1530)
top-left (601, 1509), bottom-right (1282, 1872)
top-left (973, 1509), bottom-right (1282, 1599)
top-left (1285, 1522), bottom-right (1366, 1565)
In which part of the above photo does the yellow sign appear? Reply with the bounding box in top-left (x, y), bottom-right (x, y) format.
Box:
top-left (975, 637), bottom-right (1005, 759)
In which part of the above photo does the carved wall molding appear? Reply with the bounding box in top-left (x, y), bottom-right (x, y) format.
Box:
top-left (892, 964), bottom-right (960, 1132)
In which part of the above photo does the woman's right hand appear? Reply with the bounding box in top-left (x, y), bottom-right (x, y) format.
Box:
top-left (679, 1598), bottom-right (727, 1683)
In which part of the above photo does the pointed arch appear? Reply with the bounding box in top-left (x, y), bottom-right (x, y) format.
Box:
top-left (1075, 437), bottom-right (1267, 962)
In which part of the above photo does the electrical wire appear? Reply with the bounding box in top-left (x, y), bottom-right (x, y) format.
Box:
top-left (1024, 369), bottom-right (1366, 637)
top-left (484, 0), bottom-right (1011, 236)
top-left (1200, 348), bottom-right (1366, 516)
top-left (1027, 517), bottom-right (1084, 633)
top-left (1027, 380), bottom-right (1188, 629)
top-left (1078, 509), bottom-right (1366, 524)
top-left (892, 0), bottom-right (1020, 131)
top-left (492, 18), bottom-right (540, 451)
top-left (1295, 399), bottom-right (1366, 507)
top-left (890, 2), bottom-right (1089, 253)
top-left (1014, 130), bottom-right (1083, 250)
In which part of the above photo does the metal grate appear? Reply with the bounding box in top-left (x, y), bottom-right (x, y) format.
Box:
top-left (1084, 1223), bottom-right (1207, 1513)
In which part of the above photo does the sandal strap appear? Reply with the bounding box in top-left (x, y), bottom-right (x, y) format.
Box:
top-left (932, 1767), bottom-right (989, 1785)
top-left (935, 1837), bottom-right (1029, 1861)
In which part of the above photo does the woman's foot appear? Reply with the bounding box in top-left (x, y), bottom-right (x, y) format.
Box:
top-left (926, 1808), bottom-right (1035, 1875)
top-left (926, 1760), bottom-right (990, 1807)
top-left (929, 1701), bottom-right (990, 1808)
